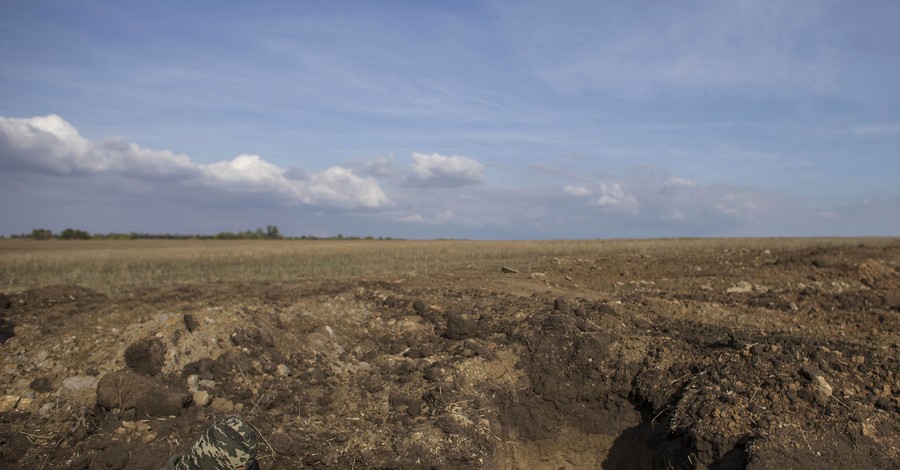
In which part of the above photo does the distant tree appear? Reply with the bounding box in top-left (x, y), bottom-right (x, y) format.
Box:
top-left (215, 231), bottom-right (239, 240)
top-left (31, 228), bottom-right (53, 240)
top-left (266, 225), bottom-right (281, 239)
top-left (59, 228), bottom-right (91, 240)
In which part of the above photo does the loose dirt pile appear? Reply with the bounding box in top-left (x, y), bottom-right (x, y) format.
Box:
top-left (1, 241), bottom-right (898, 469)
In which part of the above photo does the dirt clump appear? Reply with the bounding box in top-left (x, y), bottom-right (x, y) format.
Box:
top-left (124, 337), bottom-right (166, 376)
top-left (96, 370), bottom-right (191, 418)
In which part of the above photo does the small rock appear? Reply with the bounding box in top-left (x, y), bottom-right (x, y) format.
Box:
top-left (62, 375), bottom-right (100, 407)
top-left (211, 397), bottom-right (235, 412)
top-left (500, 266), bottom-right (518, 274)
top-left (813, 375), bottom-right (833, 406)
top-left (276, 364), bottom-right (291, 377)
top-left (0, 395), bottom-right (20, 413)
top-left (16, 397), bottom-right (34, 412)
top-left (727, 281), bottom-right (754, 294)
top-left (183, 314), bottom-right (200, 333)
top-left (530, 272), bottom-right (546, 279)
top-left (800, 364), bottom-right (822, 381)
top-left (29, 377), bottom-right (54, 393)
top-left (851, 355), bottom-right (865, 365)
top-left (192, 390), bottom-right (212, 407)
top-left (186, 374), bottom-right (200, 392)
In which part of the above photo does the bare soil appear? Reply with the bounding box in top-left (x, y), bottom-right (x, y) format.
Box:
top-left (1, 240), bottom-right (898, 469)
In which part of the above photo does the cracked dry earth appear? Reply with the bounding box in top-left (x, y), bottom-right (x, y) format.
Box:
top-left (1, 240), bottom-right (899, 469)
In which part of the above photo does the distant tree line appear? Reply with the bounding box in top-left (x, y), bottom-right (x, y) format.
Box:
top-left (11, 226), bottom-right (397, 241)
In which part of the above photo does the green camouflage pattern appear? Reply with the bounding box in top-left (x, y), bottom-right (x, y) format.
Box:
top-left (170, 416), bottom-right (259, 470)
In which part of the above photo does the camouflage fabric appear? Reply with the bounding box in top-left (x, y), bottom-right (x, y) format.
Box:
top-left (164, 416), bottom-right (259, 470)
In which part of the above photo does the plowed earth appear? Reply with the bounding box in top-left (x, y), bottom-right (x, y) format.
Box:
top-left (1, 241), bottom-right (899, 469)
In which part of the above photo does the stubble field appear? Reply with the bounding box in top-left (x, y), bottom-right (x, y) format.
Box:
top-left (1, 238), bottom-right (898, 469)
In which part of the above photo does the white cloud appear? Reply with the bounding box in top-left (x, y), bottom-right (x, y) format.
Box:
top-left (563, 184), bottom-right (590, 197)
top-left (664, 176), bottom-right (696, 189)
top-left (592, 183), bottom-right (639, 213)
top-left (713, 195), bottom-right (760, 216)
top-left (406, 152), bottom-right (485, 187)
top-left (352, 155), bottom-right (399, 177)
top-left (661, 176), bottom-right (697, 194)
top-left (0, 114), bottom-right (389, 209)
top-left (299, 166), bottom-right (388, 208)
top-left (0, 114), bottom-right (195, 176)
top-left (205, 154), bottom-right (283, 184)
top-left (563, 181), bottom-right (639, 213)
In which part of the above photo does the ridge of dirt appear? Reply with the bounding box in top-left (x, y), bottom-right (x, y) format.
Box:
top-left (1, 242), bottom-right (898, 469)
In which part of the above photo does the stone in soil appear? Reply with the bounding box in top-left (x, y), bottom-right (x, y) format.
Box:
top-left (61, 375), bottom-right (100, 407)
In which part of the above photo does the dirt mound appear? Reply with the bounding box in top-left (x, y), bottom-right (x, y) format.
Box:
top-left (1, 242), bottom-right (898, 469)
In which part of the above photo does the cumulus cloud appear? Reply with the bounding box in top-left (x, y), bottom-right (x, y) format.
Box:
top-left (0, 114), bottom-right (195, 176)
top-left (558, 172), bottom-right (791, 233)
top-left (405, 152), bottom-right (485, 187)
top-left (352, 155), bottom-right (399, 178)
top-left (564, 181), bottom-right (639, 213)
top-left (0, 114), bottom-right (388, 209)
top-left (592, 183), bottom-right (639, 212)
top-left (562, 185), bottom-right (590, 197)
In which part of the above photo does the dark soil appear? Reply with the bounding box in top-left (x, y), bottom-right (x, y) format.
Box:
top-left (1, 240), bottom-right (898, 469)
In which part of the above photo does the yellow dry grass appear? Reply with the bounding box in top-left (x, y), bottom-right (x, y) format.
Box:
top-left (0, 237), bottom-right (894, 296)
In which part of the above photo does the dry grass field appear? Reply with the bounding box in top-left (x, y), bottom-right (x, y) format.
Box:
top-left (1, 237), bottom-right (898, 469)
top-left (1, 237), bottom-right (887, 295)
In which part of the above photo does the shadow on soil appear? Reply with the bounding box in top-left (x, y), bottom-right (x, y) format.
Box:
top-left (0, 317), bottom-right (14, 344)
top-left (602, 405), bottom-right (749, 469)
top-left (602, 405), bottom-right (692, 470)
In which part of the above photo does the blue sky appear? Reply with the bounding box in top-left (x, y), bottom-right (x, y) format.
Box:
top-left (1, 0), bottom-right (898, 238)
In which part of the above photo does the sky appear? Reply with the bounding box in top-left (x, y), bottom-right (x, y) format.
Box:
top-left (1, 0), bottom-right (899, 239)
